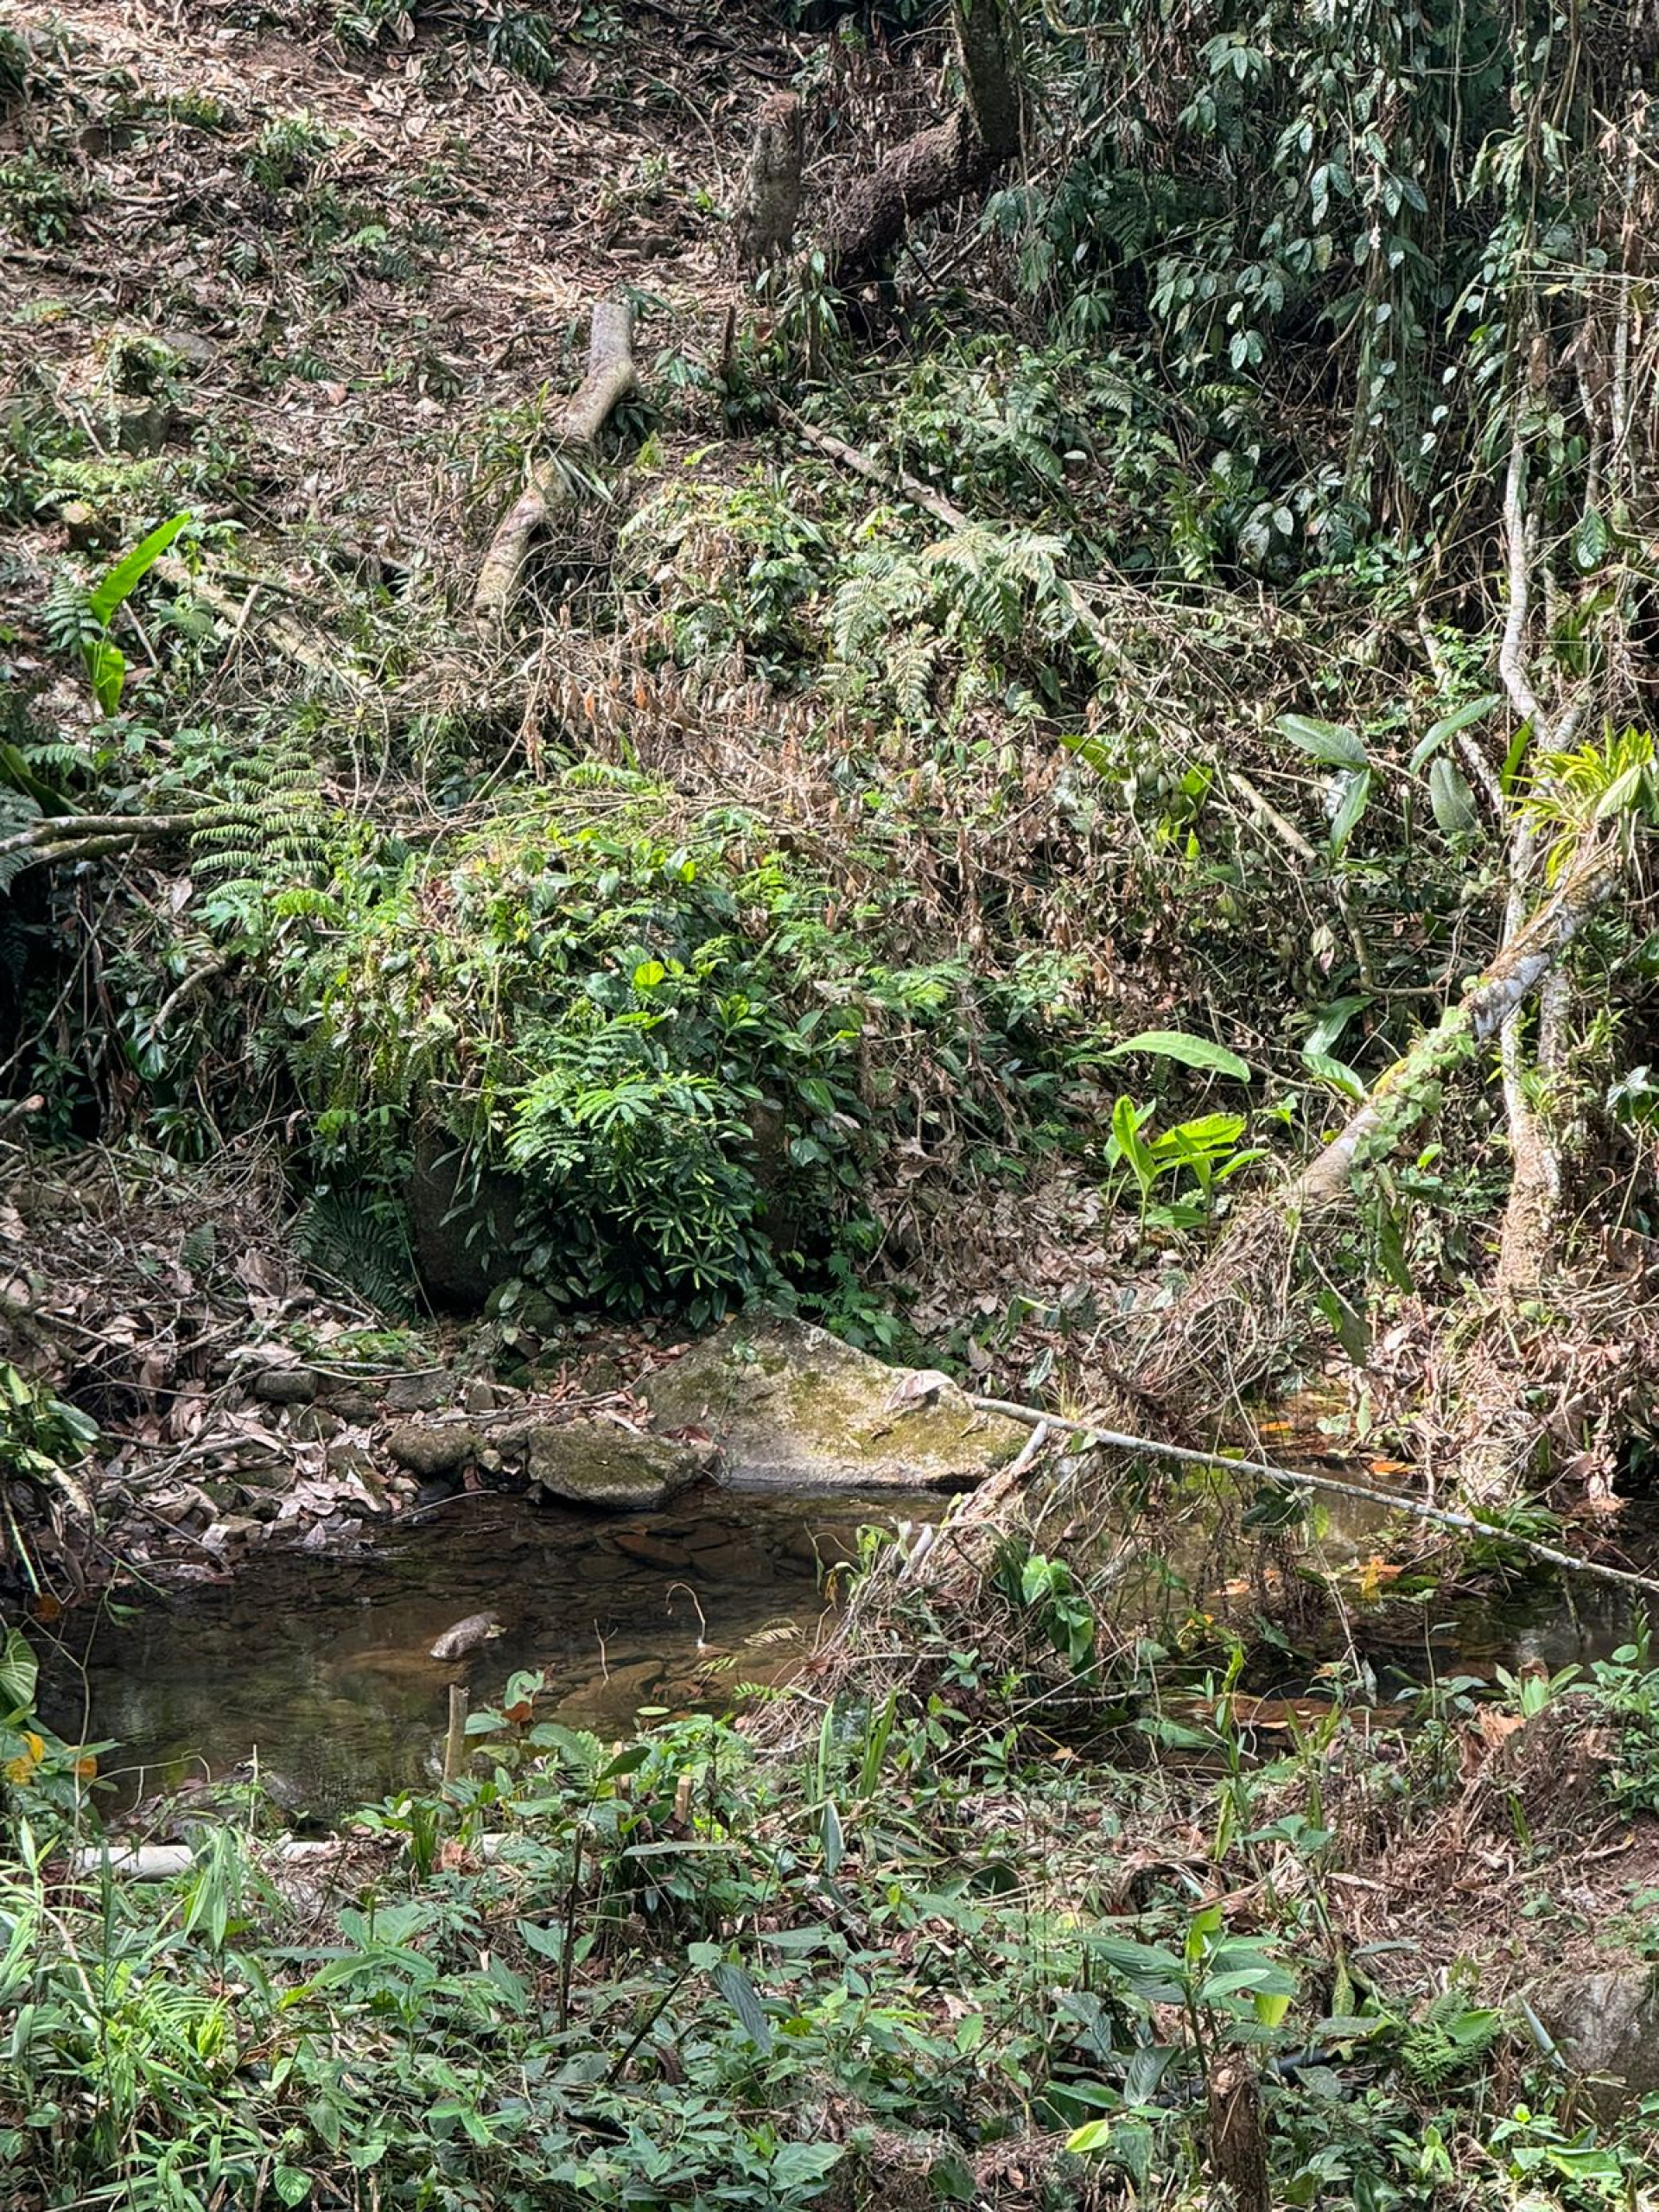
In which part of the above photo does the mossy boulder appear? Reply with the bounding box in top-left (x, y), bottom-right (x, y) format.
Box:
top-left (645, 1316), bottom-right (1026, 1492)
top-left (486, 1416), bottom-right (715, 1512)
top-left (1538, 1965), bottom-right (1659, 2117)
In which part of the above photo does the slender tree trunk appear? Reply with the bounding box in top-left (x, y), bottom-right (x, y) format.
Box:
top-left (1132, 836), bottom-right (1624, 1409)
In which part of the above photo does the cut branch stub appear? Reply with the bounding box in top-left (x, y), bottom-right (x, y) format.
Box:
top-left (473, 298), bottom-right (638, 622)
top-left (735, 92), bottom-right (804, 272)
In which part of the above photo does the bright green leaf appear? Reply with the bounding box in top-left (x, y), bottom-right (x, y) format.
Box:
top-left (1107, 1031), bottom-right (1251, 1081)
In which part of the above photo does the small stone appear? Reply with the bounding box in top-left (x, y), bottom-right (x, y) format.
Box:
top-left (385, 1422), bottom-right (476, 1478)
top-left (289, 1406), bottom-right (342, 1443)
top-left (321, 1387), bottom-right (379, 1424)
top-left (385, 1372), bottom-right (450, 1414)
top-left (251, 1368), bottom-right (315, 1406)
top-left (155, 326), bottom-right (218, 369)
top-left (325, 1439), bottom-right (377, 1478)
top-left (115, 398), bottom-right (172, 454)
top-left (462, 1378), bottom-right (499, 1414)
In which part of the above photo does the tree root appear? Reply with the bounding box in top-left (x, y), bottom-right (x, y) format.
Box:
top-left (473, 298), bottom-right (638, 622)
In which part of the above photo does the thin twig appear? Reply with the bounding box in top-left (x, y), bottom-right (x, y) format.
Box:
top-left (967, 1394), bottom-right (1659, 1599)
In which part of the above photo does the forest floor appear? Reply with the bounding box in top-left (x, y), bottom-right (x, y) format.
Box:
top-left (7, 9), bottom-right (1659, 2206)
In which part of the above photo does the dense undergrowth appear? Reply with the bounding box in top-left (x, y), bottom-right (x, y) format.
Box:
top-left (10, 1542), bottom-right (1659, 2209)
top-left (3, 0), bottom-right (1655, 1393)
top-left (4, 0), bottom-right (1659, 2198)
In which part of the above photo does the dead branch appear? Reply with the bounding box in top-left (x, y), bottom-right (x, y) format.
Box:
top-left (473, 299), bottom-right (638, 622)
top-left (968, 1394), bottom-right (1659, 1599)
top-left (0, 811), bottom-right (198, 871)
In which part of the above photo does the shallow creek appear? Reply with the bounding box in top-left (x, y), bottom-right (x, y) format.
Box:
top-left (38, 1484), bottom-right (935, 1822)
top-left (35, 1483), bottom-right (1659, 1826)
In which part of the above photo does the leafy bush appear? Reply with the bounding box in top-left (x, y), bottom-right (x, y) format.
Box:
top-left (271, 770), bottom-right (1075, 1319)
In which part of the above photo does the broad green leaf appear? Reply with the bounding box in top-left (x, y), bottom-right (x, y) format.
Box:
top-left (1081, 1932), bottom-right (1186, 1999)
top-left (820, 1796), bottom-right (843, 1877)
top-left (1277, 713), bottom-right (1370, 770)
top-left (518, 1918), bottom-right (563, 1958)
top-left (1427, 756), bottom-right (1479, 836)
top-left (1110, 1094), bottom-right (1155, 1189)
top-left (1200, 1967), bottom-right (1279, 2000)
top-left (1306, 994), bottom-right (1370, 1055)
top-left (1254, 1989), bottom-right (1294, 2028)
top-left (86, 639), bottom-right (127, 717)
top-left (632, 960), bottom-right (666, 990)
top-left (89, 511), bottom-right (192, 626)
top-left (0, 744), bottom-right (77, 817)
top-left (1409, 692), bottom-right (1500, 773)
top-left (1066, 2120), bottom-right (1115, 2154)
top-left (711, 1961), bottom-right (772, 2052)
top-left (1572, 505), bottom-right (1611, 573)
top-left (0, 1630), bottom-right (37, 1719)
top-left (1301, 1049), bottom-right (1367, 1101)
top-left (1325, 766), bottom-right (1371, 856)
top-left (1546, 2146), bottom-right (1624, 2180)
top-left (1107, 1030), bottom-right (1250, 1081)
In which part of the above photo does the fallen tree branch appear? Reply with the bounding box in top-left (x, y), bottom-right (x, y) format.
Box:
top-left (473, 299), bottom-right (638, 622)
top-left (826, 0), bottom-right (1022, 287)
top-left (0, 811), bottom-right (198, 871)
top-left (968, 1394), bottom-right (1659, 1600)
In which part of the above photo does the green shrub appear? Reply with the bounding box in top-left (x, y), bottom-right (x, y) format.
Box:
top-left (273, 769), bottom-right (1072, 1319)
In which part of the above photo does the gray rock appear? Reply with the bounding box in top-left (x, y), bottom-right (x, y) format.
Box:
top-left (289, 1405), bottom-right (342, 1443)
top-left (518, 1417), bottom-right (713, 1513)
top-left (644, 1315), bottom-right (1025, 1492)
top-left (1538, 1965), bottom-right (1659, 2116)
top-left (251, 1367), bottom-right (315, 1406)
top-left (321, 1386), bottom-right (381, 1424)
top-left (385, 1422), bottom-right (476, 1478)
top-left (384, 1372), bottom-right (450, 1414)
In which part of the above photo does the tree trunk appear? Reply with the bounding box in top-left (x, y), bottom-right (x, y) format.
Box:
top-left (734, 92), bottom-right (805, 272)
top-left (827, 0), bottom-right (1022, 285)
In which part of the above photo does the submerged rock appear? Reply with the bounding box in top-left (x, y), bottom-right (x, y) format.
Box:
top-left (430, 1611), bottom-right (505, 1661)
top-left (644, 1315), bottom-right (1026, 1492)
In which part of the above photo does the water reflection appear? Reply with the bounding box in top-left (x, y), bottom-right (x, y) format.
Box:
top-left (37, 1487), bottom-right (920, 1819)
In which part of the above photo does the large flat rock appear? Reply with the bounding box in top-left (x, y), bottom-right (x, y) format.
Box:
top-left (645, 1316), bottom-right (1025, 1492)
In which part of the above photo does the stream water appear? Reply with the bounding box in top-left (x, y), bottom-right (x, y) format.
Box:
top-left (37, 1484), bottom-right (931, 1824)
top-left (35, 1482), bottom-right (1659, 1828)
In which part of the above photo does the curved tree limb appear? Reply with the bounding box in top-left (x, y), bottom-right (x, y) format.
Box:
top-left (1134, 832), bottom-right (1624, 1407)
top-left (967, 1394), bottom-right (1659, 1599)
top-left (0, 811), bottom-right (197, 872)
top-left (827, 0), bottom-right (1022, 286)
top-left (473, 299), bottom-right (638, 622)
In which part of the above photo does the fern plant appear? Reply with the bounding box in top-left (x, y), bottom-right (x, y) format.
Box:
top-left (1398, 1986), bottom-right (1503, 2090)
